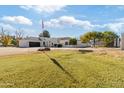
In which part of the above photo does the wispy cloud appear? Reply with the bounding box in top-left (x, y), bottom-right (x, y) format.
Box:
top-left (43, 16), bottom-right (94, 31)
top-left (105, 5), bottom-right (124, 11)
top-left (116, 6), bottom-right (124, 10)
top-left (0, 23), bottom-right (16, 31)
top-left (0, 23), bottom-right (39, 37)
top-left (42, 15), bottom-right (124, 34)
top-left (20, 5), bottom-right (66, 14)
top-left (1, 16), bottom-right (32, 25)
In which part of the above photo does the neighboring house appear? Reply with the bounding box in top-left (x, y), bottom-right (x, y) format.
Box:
top-left (77, 40), bottom-right (90, 48)
top-left (89, 38), bottom-right (121, 47)
top-left (121, 33), bottom-right (124, 50)
top-left (0, 42), bottom-right (2, 46)
top-left (0, 36), bottom-right (2, 46)
top-left (58, 37), bottom-right (90, 48)
top-left (58, 37), bottom-right (70, 47)
top-left (114, 38), bottom-right (120, 48)
top-left (90, 39), bottom-right (105, 47)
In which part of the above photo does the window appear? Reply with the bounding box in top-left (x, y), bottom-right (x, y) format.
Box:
top-left (43, 42), bottom-right (45, 46)
top-left (65, 42), bottom-right (68, 45)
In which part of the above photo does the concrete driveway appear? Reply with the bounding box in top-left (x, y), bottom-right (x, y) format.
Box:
top-left (0, 47), bottom-right (90, 56)
top-left (0, 47), bottom-right (39, 56)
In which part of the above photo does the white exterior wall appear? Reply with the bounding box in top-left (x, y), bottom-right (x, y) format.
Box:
top-left (59, 40), bottom-right (69, 47)
top-left (63, 40), bottom-right (90, 48)
top-left (19, 37), bottom-right (90, 48)
top-left (19, 37), bottom-right (59, 48)
top-left (121, 33), bottom-right (124, 50)
top-left (39, 37), bottom-right (59, 47)
top-left (19, 40), bottom-right (29, 48)
top-left (0, 42), bottom-right (2, 46)
top-left (114, 38), bottom-right (120, 47)
top-left (47, 38), bottom-right (59, 47)
top-left (77, 40), bottom-right (82, 45)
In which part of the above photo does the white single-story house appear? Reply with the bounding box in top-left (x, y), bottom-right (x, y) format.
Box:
top-left (19, 37), bottom-right (90, 48)
top-left (19, 37), bottom-right (59, 48)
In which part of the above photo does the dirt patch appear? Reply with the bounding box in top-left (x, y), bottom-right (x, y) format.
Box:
top-left (0, 47), bottom-right (39, 56)
top-left (0, 47), bottom-right (123, 58)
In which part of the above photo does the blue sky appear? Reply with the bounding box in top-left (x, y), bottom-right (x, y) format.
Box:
top-left (0, 5), bottom-right (124, 38)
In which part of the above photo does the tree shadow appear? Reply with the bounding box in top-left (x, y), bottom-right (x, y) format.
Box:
top-left (78, 50), bottom-right (93, 54)
top-left (43, 52), bottom-right (78, 83)
top-left (50, 58), bottom-right (78, 83)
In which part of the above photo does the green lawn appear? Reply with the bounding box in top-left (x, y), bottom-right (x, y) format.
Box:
top-left (0, 50), bottom-right (124, 88)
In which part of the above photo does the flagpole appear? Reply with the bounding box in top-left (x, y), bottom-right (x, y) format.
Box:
top-left (41, 19), bottom-right (45, 47)
top-left (42, 19), bottom-right (44, 32)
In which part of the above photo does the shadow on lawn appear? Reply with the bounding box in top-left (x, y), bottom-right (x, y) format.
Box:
top-left (43, 52), bottom-right (78, 83)
top-left (78, 50), bottom-right (93, 54)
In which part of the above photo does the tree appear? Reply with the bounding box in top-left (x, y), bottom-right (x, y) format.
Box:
top-left (102, 31), bottom-right (118, 47)
top-left (96, 32), bottom-right (103, 41)
top-left (39, 30), bottom-right (50, 38)
top-left (69, 38), bottom-right (77, 45)
top-left (0, 27), bottom-right (12, 47)
top-left (11, 36), bottom-right (17, 46)
top-left (0, 27), bottom-right (5, 40)
top-left (80, 31), bottom-right (100, 47)
top-left (91, 31), bottom-right (98, 47)
top-left (0, 28), bottom-right (3, 43)
top-left (1, 35), bottom-right (12, 47)
top-left (0, 27), bottom-right (25, 47)
top-left (80, 31), bottom-right (118, 47)
top-left (14, 29), bottom-right (24, 46)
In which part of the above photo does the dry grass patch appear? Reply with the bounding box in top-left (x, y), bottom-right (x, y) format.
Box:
top-left (0, 49), bottom-right (124, 87)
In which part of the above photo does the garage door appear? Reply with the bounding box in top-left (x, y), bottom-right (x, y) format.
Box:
top-left (29, 42), bottom-right (40, 47)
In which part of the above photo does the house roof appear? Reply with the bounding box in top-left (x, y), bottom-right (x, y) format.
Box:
top-left (57, 37), bottom-right (70, 40)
